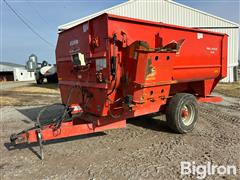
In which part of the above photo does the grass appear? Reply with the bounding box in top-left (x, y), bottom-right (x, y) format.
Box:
top-left (214, 82), bottom-right (240, 98)
top-left (0, 94), bottom-right (61, 106)
top-left (0, 83), bottom-right (61, 106)
top-left (10, 83), bottom-right (60, 94)
top-left (0, 96), bottom-right (19, 106)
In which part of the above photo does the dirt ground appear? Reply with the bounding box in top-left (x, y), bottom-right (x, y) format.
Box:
top-left (0, 83), bottom-right (239, 179)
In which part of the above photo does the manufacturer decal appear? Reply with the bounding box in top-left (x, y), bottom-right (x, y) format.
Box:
top-left (69, 39), bottom-right (79, 46)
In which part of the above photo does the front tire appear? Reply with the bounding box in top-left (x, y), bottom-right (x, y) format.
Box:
top-left (166, 93), bottom-right (198, 134)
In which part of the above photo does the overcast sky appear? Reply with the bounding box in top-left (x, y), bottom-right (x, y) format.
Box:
top-left (1, 0), bottom-right (239, 64)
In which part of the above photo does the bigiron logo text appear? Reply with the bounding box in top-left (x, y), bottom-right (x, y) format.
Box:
top-left (180, 161), bottom-right (237, 179)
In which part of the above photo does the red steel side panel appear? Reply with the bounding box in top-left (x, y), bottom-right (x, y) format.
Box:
top-left (107, 15), bottom-right (225, 83)
top-left (56, 15), bottom-right (110, 116)
top-left (221, 34), bottom-right (228, 78)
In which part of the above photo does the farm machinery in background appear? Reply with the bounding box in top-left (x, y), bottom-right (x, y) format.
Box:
top-left (26, 54), bottom-right (58, 84)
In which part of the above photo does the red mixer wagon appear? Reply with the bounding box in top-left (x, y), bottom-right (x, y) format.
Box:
top-left (10, 14), bottom-right (227, 159)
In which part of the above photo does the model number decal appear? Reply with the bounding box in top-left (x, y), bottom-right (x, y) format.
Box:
top-left (206, 47), bottom-right (218, 54)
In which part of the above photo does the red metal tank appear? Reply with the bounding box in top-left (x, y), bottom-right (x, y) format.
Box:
top-left (56, 13), bottom-right (227, 117)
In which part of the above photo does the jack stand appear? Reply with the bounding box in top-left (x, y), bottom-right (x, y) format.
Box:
top-left (36, 129), bottom-right (44, 160)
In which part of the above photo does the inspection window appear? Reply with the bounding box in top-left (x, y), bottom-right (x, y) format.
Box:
top-left (71, 53), bottom-right (86, 66)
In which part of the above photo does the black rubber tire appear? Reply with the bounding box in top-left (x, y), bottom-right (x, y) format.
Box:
top-left (166, 93), bottom-right (198, 134)
top-left (47, 77), bottom-right (52, 83)
top-left (47, 74), bottom-right (58, 83)
top-left (41, 60), bottom-right (48, 67)
top-left (36, 78), bottom-right (43, 84)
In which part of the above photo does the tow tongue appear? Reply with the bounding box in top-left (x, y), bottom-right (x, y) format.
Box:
top-left (9, 103), bottom-right (83, 159)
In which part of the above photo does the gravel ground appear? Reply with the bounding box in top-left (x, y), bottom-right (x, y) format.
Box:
top-left (0, 93), bottom-right (239, 180)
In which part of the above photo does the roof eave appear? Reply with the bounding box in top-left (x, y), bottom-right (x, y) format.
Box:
top-left (58, 0), bottom-right (239, 32)
top-left (58, 0), bottom-right (136, 32)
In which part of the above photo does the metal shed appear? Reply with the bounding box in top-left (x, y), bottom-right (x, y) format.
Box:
top-left (58, 0), bottom-right (239, 82)
top-left (0, 62), bottom-right (35, 82)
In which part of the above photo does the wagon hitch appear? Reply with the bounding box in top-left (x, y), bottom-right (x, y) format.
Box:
top-left (9, 103), bottom-right (126, 160)
top-left (9, 103), bottom-right (83, 160)
top-left (9, 121), bottom-right (82, 160)
top-left (10, 124), bottom-right (45, 159)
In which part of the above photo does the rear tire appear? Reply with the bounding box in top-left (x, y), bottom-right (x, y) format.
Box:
top-left (166, 93), bottom-right (198, 134)
top-left (36, 78), bottom-right (43, 84)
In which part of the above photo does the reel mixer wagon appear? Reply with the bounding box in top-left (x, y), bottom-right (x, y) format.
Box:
top-left (10, 14), bottom-right (228, 159)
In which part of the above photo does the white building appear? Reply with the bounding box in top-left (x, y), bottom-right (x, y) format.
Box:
top-left (0, 62), bottom-right (35, 82)
top-left (59, 0), bottom-right (239, 82)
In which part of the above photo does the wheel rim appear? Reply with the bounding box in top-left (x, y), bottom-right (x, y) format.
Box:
top-left (181, 104), bottom-right (195, 126)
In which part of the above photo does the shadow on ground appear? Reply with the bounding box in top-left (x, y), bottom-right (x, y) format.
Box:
top-left (9, 106), bottom-right (171, 159)
top-left (127, 113), bottom-right (171, 133)
top-left (4, 132), bottom-right (106, 159)
top-left (17, 106), bottom-right (170, 134)
top-left (16, 104), bottom-right (65, 122)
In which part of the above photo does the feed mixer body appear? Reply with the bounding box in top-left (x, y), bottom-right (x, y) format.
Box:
top-left (10, 14), bottom-right (227, 154)
top-left (56, 14), bottom-right (227, 120)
